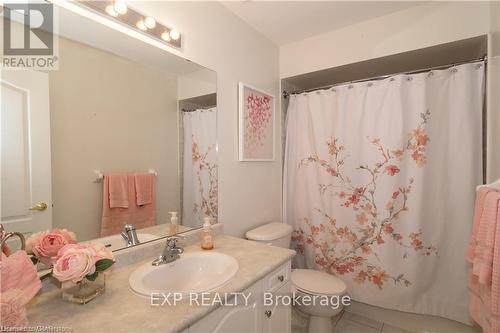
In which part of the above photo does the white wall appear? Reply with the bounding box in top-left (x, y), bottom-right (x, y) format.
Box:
top-left (130, 1), bottom-right (281, 237)
top-left (280, 2), bottom-right (490, 78)
top-left (178, 69), bottom-right (217, 101)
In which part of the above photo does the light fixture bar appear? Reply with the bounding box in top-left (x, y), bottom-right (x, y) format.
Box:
top-left (79, 1), bottom-right (181, 49)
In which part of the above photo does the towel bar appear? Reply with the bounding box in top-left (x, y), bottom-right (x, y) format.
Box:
top-left (93, 169), bottom-right (158, 183)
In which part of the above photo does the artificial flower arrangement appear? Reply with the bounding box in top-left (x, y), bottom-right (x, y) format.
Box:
top-left (25, 228), bottom-right (115, 303)
top-left (0, 228), bottom-right (116, 328)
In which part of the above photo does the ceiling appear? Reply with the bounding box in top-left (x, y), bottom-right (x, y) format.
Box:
top-left (222, 1), bottom-right (424, 46)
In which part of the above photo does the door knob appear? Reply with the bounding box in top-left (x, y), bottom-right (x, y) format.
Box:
top-left (264, 310), bottom-right (272, 318)
top-left (29, 202), bottom-right (48, 211)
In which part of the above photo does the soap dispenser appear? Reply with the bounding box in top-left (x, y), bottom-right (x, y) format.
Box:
top-left (169, 212), bottom-right (179, 234)
top-left (201, 217), bottom-right (214, 250)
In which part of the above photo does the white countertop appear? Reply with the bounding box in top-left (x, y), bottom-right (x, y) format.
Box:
top-left (27, 235), bottom-right (295, 333)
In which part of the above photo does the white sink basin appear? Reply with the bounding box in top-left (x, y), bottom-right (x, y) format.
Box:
top-left (98, 233), bottom-right (157, 251)
top-left (129, 252), bottom-right (239, 297)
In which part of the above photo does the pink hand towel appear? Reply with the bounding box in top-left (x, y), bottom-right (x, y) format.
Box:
top-left (1, 289), bottom-right (29, 327)
top-left (134, 173), bottom-right (155, 206)
top-left (107, 173), bottom-right (129, 208)
top-left (472, 191), bottom-right (500, 284)
top-left (0, 250), bottom-right (41, 300)
top-left (467, 189), bottom-right (500, 333)
top-left (0, 250), bottom-right (41, 327)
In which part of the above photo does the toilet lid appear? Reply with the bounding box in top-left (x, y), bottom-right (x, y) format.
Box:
top-left (245, 222), bottom-right (292, 241)
top-left (291, 269), bottom-right (346, 296)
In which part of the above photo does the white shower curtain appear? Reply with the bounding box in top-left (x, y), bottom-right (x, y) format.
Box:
top-left (182, 108), bottom-right (217, 228)
top-left (284, 62), bottom-right (484, 323)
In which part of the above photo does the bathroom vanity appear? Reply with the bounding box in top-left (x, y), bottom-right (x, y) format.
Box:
top-left (27, 235), bottom-right (295, 333)
top-left (187, 261), bottom-right (292, 333)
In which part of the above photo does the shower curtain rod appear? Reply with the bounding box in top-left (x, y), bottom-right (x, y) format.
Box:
top-left (282, 56), bottom-right (487, 98)
top-left (181, 106), bottom-right (216, 112)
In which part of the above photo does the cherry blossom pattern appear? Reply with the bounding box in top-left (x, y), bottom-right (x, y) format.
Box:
top-left (292, 110), bottom-right (436, 290)
top-left (191, 139), bottom-right (218, 222)
top-left (244, 93), bottom-right (272, 154)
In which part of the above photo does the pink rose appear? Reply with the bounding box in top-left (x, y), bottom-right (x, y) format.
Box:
top-left (87, 242), bottom-right (115, 262)
top-left (52, 244), bottom-right (96, 283)
top-left (0, 289), bottom-right (28, 327)
top-left (26, 229), bottom-right (76, 265)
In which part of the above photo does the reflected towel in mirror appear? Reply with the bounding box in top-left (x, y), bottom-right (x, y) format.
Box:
top-left (100, 174), bottom-right (156, 237)
top-left (134, 173), bottom-right (154, 206)
top-left (108, 173), bottom-right (129, 208)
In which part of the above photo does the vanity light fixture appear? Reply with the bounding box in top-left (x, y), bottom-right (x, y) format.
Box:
top-left (169, 29), bottom-right (180, 41)
top-left (104, 5), bottom-right (118, 17)
top-left (79, 1), bottom-right (182, 48)
top-left (161, 31), bottom-right (171, 42)
top-left (113, 0), bottom-right (127, 15)
top-left (144, 16), bottom-right (156, 29)
top-left (136, 19), bottom-right (147, 31)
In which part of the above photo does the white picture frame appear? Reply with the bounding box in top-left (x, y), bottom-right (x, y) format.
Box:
top-left (238, 82), bottom-right (275, 161)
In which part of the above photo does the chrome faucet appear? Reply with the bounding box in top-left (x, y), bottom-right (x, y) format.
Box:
top-left (152, 235), bottom-right (185, 266)
top-left (121, 224), bottom-right (139, 247)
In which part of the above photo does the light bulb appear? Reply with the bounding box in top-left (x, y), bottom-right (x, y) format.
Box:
top-left (144, 16), bottom-right (156, 29)
top-left (161, 31), bottom-right (171, 41)
top-left (113, 0), bottom-right (127, 15)
top-left (136, 20), bottom-right (147, 31)
top-left (169, 29), bottom-right (180, 41)
top-left (105, 5), bottom-right (118, 17)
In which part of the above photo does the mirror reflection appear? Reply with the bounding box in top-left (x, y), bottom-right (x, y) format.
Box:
top-left (1, 6), bottom-right (217, 252)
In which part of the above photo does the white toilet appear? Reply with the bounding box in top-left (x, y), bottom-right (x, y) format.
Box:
top-left (246, 222), bottom-right (347, 333)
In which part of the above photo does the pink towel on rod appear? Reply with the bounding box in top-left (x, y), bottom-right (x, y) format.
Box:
top-left (134, 173), bottom-right (155, 206)
top-left (467, 187), bottom-right (500, 333)
top-left (100, 174), bottom-right (156, 237)
top-left (107, 173), bottom-right (129, 208)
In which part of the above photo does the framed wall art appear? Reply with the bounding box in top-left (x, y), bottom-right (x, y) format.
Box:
top-left (238, 82), bottom-right (275, 161)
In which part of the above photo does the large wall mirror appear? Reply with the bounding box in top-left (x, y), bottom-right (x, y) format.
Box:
top-left (1, 3), bottom-right (217, 252)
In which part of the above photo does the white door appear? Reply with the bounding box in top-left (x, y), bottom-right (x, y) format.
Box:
top-left (1, 69), bottom-right (52, 239)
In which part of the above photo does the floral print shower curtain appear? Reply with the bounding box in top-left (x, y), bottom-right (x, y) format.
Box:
top-left (284, 62), bottom-right (484, 323)
top-left (182, 108), bottom-right (217, 228)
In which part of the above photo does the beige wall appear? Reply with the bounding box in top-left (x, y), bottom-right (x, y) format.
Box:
top-left (280, 2), bottom-right (490, 78)
top-left (50, 37), bottom-right (179, 241)
top-left (132, 2), bottom-right (281, 237)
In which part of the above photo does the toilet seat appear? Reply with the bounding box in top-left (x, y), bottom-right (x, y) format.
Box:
top-left (291, 269), bottom-right (347, 296)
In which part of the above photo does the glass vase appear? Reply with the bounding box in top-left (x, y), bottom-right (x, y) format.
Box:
top-left (62, 274), bottom-right (105, 304)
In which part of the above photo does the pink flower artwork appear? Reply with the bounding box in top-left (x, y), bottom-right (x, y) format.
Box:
top-left (239, 84), bottom-right (274, 161)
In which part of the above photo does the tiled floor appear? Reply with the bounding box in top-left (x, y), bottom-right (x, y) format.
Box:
top-left (292, 305), bottom-right (483, 333)
top-left (292, 308), bottom-right (411, 333)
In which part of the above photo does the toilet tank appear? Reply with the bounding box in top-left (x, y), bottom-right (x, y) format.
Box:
top-left (245, 222), bottom-right (293, 248)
